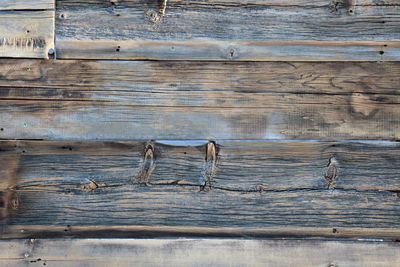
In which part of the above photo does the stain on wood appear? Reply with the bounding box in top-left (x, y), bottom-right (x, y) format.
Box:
top-left (0, 156), bottom-right (19, 221)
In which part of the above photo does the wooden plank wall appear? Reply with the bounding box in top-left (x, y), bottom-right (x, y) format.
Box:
top-left (1, 0), bottom-right (400, 265)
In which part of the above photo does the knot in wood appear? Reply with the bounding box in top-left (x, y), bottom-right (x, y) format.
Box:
top-left (135, 143), bottom-right (155, 185)
top-left (325, 157), bottom-right (339, 189)
top-left (200, 141), bottom-right (217, 191)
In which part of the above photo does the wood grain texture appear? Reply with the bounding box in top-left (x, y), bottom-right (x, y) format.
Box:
top-left (56, 40), bottom-right (400, 61)
top-left (0, 11), bottom-right (54, 59)
top-left (0, 155), bottom-right (19, 221)
top-left (1, 140), bottom-right (400, 236)
top-left (55, 0), bottom-right (400, 60)
top-left (0, 0), bottom-right (54, 10)
top-left (0, 59), bottom-right (399, 140)
top-left (3, 140), bottom-right (400, 191)
top-left (0, 238), bottom-right (399, 267)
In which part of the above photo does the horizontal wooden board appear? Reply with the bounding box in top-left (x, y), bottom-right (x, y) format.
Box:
top-left (55, 0), bottom-right (400, 60)
top-left (1, 140), bottom-right (400, 238)
top-left (1, 140), bottom-right (400, 191)
top-left (1, 60), bottom-right (399, 140)
top-left (0, 0), bottom-right (54, 10)
top-left (4, 186), bottom-right (400, 230)
top-left (56, 40), bottom-right (400, 61)
top-left (0, 11), bottom-right (54, 59)
top-left (1, 239), bottom-right (399, 267)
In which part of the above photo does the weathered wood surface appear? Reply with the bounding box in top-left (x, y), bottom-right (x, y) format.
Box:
top-left (1, 239), bottom-right (399, 267)
top-left (0, 0), bottom-right (54, 10)
top-left (1, 59), bottom-right (399, 140)
top-left (1, 140), bottom-right (400, 237)
top-left (0, 0), bottom-right (55, 59)
top-left (55, 0), bottom-right (400, 60)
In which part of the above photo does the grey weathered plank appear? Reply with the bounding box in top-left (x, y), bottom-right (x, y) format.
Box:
top-left (56, 0), bottom-right (400, 60)
top-left (4, 185), bottom-right (400, 230)
top-left (4, 140), bottom-right (400, 191)
top-left (1, 140), bottom-right (400, 236)
top-left (0, 60), bottom-right (399, 140)
top-left (0, 11), bottom-right (54, 59)
top-left (0, 238), bottom-right (399, 267)
top-left (216, 140), bottom-right (400, 191)
top-left (0, 0), bottom-right (54, 10)
top-left (56, 40), bottom-right (400, 61)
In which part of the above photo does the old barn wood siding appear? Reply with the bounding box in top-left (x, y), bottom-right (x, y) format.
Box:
top-left (1, 0), bottom-right (400, 264)
top-left (55, 0), bottom-right (400, 60)
top-left (0, 140), bottom-right (400, 237)
top-left (0, 1), bottom-right (54, 59)
top-left (1, 59), bottom-right (399, 140)
top-left (1, 239), bottom-right (400, 267)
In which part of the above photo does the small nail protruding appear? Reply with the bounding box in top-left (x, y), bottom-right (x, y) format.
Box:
top-left (48, 48), bottom-right (55, 59)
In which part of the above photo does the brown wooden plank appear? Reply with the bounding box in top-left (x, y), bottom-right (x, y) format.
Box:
top-left (0, 11), bottom-right (54, 59)
top-left (0, 0), bottom-right (54, 10)
top-left (0, 60), bottom-right (399, 140)
top-left (55, 0), bottom-right (400, 60)
top-left (0, 156), bottom-right (19, 220)
top-left (1, 140), bottom-right (400, 237)
top-left (0, 238), bottom-right (399, 267)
